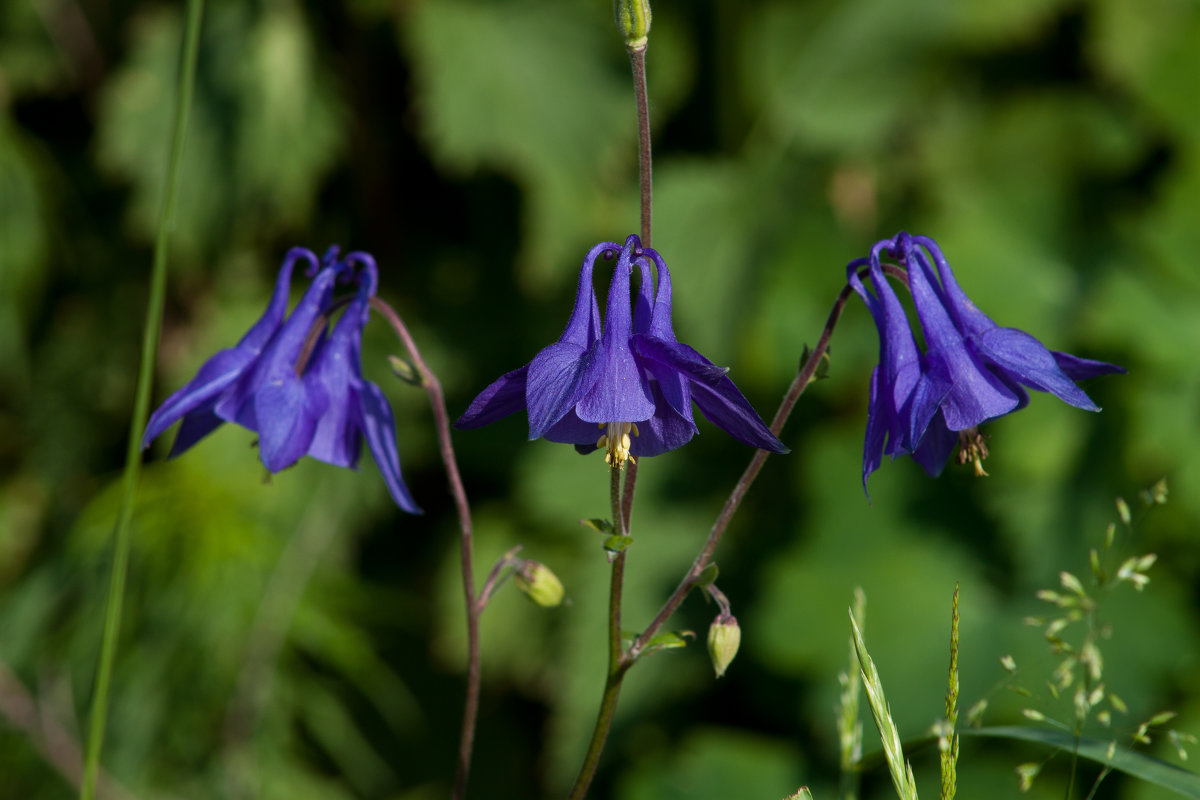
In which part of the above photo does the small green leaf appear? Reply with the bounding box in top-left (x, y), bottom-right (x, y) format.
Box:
top-left (580, 518), bottom-right (614, 534)
top-left (798, 343), bottom-right (831, 381)
top-left (602, 534), bottom-right (634, 554)
top-left (387, 355), bottom-right (423, 386)
top-left (633, 629), bottom-right (695, 659)
top-left (694, 563), bottom-right (719, 591)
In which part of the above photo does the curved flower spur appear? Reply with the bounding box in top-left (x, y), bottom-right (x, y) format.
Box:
top-left (142, 247), bottom-right (421, 513)
top-left (851, 231), bottom-right (1125, 490)
top-left (455, 235), bottom-right (787, 464)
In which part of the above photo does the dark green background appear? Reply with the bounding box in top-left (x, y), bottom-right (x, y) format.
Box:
top-left (1, 0), bottom-right (1197, 798)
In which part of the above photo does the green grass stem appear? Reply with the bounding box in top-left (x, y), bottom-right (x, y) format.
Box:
top-left (850, 608), bottom-right (919, 800)
top-left (79, 2), bottom-right (205, 797)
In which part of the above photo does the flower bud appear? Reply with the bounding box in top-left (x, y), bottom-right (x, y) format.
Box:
top-left (613, 0), bottom-right (651, 50)
top-left (707, 614), bottom-right (741, 677)
top-left (515, 561), bottom-right (564, 608)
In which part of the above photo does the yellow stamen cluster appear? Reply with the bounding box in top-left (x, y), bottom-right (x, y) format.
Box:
top-left (596, 422), bottom-right (639, 468)
top-left (956, 428), bottom-right (990, 477)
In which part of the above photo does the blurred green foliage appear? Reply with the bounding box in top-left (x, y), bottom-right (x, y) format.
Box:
top-left (1, 0), bottom-right (1198, 798)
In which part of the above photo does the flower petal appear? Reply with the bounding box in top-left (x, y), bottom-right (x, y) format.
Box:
top-left (216, 261), bottom-right (347, 429)
top-left (527, 341), bottom-right (594, 439)
top-left (860, 366), bottom-right (887, 490)
top-left (575, 240), bottom-right (655, 424)
top-left (848, 241), bottom-right (923, 456)
top-left (633, 253), bottom-right (655, 335)
top-left (305, 309), bottom-right (365, 469)
top-left (909, 234), bottom-right (999, 339)
top-left (543, 410), bottom-right (603, 445)
top-left (976, 327), bottom-right (1101, 411)
top-left (455, 365), bottom-right (528, 429)
top-left (642, 358), bottom-right (695, 429)
top-left (239, 247), bottom-right (319, 350)
top-left (642, 248), bottom-right (679, 342)
top-left (143, 249), bottom-right (320, 454)
top-left (359, 378), bottom-right (422, 514)
top-left (1051, 351), bottom-right (1127, 380)
top-left (906, 245), bottom-right (1018, 430)
top-left (689, 375), bottom-right (788, 453)
top-left (631, 381), bottom-right (698, 456)
top-left (143, 347), bottom-right (257, 450)
top-left (632, 335), bottom-right (729, 382)
top-left (910, 410), bottom-right (957, 478)
top-left (255, 375), bottom-right (326, 473)
top-left (561, 241), bottom-right (620, 349)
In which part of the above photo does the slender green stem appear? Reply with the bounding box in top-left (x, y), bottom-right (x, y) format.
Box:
top-left (619, 458), bottom-right (638, 534)
top-left (566, 467), bottom-right (630, 800)
top-left (80, 3), bottom-right (204, 798)
top-left (606, 464), bottom-right (627, 659)
top-left (369, 299), bottom-right (478, 800)
top-left (567, 665), bottom-right (626, 800)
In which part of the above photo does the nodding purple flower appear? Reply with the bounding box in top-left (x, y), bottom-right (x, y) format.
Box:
top-left (851, 232), bottom-right (1124, 490)
top-left (143, 247), bottom-right (420, 513)
top-left (455, 235), bottom-right (787, 465)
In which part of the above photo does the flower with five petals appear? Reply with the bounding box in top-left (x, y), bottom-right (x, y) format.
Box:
top-left (455, 235), bottom-right (787, 463)
top-left (852, 232), bottom-right (1124, 489)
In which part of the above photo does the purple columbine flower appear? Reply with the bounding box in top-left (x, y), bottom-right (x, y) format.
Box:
top-left (455, 235), bottom-right (787, 465)
top-left (141, 246), bottom-right (322, 456)
top-left (143, 247), bottom-right (420, 513)
top-left (851, 232), bottom-right (1124, 489)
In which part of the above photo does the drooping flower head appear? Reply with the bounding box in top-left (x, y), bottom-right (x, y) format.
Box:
top-left (850, 232), bottom-right (1124, 491)
top-left (143, 247), bottom-right (420, 513)
top-left (141, 246), bottom-right (324, 456)
top-left (455, 235), bottom-right (787, 464)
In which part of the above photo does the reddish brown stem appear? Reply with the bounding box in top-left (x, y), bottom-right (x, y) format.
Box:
top-left (368, 297), bottom-right (478, 800)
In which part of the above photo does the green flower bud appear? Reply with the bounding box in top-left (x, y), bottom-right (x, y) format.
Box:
top-left (515, 561), bottom-right (564, 608)
top-left (707, 614), bottom-right (741, 677)
top-left (614, 0), bottom-right (651, 50)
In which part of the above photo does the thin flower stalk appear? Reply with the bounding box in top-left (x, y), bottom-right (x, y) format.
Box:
top-left (368, 298), bottom-right (479, 800)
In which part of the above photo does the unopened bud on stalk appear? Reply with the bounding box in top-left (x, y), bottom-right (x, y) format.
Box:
top-left (614, 0), bottom-right (651, 50)
top-left (707, 614), bottom-right (741, 677)
top-left (515, 561), bottom-right (564, 608)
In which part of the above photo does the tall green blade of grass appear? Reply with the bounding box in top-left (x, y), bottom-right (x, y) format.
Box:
top-left (850, 608), bottom-right (919, 800)
top-left (80, 1), bottom-right (206, 797)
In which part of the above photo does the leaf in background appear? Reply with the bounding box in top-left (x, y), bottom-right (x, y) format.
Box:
top-left (233, 4), bottom-right (343, 230)
top-left (402, 0), bottom-right (630, 284)
top-left (95, 5), bottom-right (224, 261)
top-left (96, 2), bottom-right (343, 262)
top-left (617, 727), bottom-right (804, 800)
top-left (943, 0), bottom-right (1072, 46)
top-left (0, 119), bottom-right (47, 395)
top-left (1088, 0), bottom-right (1200, 148)
top-left (650, 159), bottom-right (759, 356)
top-left (0, 1), bottom-right (68, 94)
top-left (739, 0), bottom-right (949, 153)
